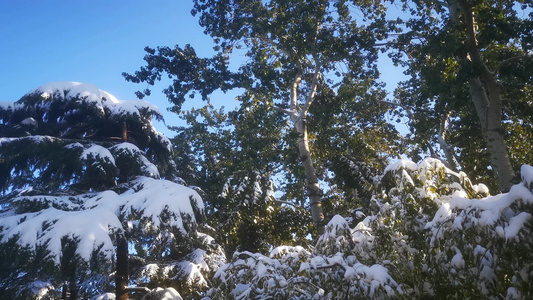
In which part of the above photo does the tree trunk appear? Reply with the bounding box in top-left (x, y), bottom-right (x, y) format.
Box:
top-left (468, 77), bottom-right (515, 191)
top-left (447, 0), bottom-right (516, 191)
top-left (115, 232), bottom-right (129, 300)
top-left (287, 69), bottom-right (324, 225)
top-left (295, 118), bottom-right (324, 224)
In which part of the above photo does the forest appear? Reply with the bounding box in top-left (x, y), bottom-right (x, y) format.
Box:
top-left (1, 0), bottom-right (532, 299)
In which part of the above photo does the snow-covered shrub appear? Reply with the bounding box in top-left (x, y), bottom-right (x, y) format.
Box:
top-left (204, 216), bottom-right (401, 299)
top-left (205, 158), bottom-right (533, 299)
top-left (356, 158), bottom-right (533, 299)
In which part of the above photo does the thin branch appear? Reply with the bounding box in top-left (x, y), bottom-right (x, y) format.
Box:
top-left (494, 55), bottom-right (533, 75)
top-left (273, 198), bottom-right (298, 207)
top-left (273, 106), bottom-right (297, 118)
top-left (301, 54), bottom-right (322, 118)
top-left (437, 111), bottom-right (459, 171)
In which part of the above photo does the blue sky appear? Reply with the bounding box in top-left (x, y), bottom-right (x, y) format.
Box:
top-left (0, 0), bottom-right (221, 135)
top-left (1, 1), bottom-right (404, 136)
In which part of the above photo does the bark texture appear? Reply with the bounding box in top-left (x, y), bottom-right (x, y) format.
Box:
top-left (448, 0), bottom-right (516, 191)
top-left (287, 68), bottom-right (324, 224)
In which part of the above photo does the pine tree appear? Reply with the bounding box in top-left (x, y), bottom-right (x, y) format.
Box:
top-left (0, 82), bottom-right (224, 299)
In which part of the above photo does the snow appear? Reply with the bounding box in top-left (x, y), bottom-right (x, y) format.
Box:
top-left (81, 144), bottom-right (116, 165)
top-left (384, 159), bottom-right (418, 173)
top-left (92, 293), bottom-right (116, 300)
top-left (505, 212), bottom-right (531, 240)
top-left (111, 142), bottom-right (160, 178)
top-left (143, 288), bottom-right (183, 300)
top-left (232, 283), bottom-right (251, 299)
top-left (21, 117), bottom-right (38, 126)
top-left (177, 260), bottom-right (209, 287)
top-left (451, 248), bottom-right (465, 268)
top-left (122, 177), bottom-right (203, 230)
top-left (25, 82), bottom-right (162, 118)
top-left (521, 165), bottom-right (533, 188)
top-left (0, 176), bottom-right (204, 264)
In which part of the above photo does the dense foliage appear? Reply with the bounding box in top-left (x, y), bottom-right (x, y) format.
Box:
top-left (388, 0), bottom-right (533, 191)
top-left (2, 0), bottom-right (532, 299)
top-left (0, 83), bottom-right (224, 299)
top-left (204, 159), bottom-right (533, 299)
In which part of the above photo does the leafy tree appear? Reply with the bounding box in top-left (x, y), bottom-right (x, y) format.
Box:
top-left (388, 0), bottom-right (533, 191)
top-left (124, 0), bottom-right (398, 225)
top-left (0, 82), bottom-right (223, 299)
top-left (170, 103), bottom-right (312, 258)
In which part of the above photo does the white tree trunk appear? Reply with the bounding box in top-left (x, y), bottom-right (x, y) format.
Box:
top-left (295, 118), bottom-right (324, 224)
top-left (447, 0), bottom-right (516, 191)
top-left (285, 67), bottom-right (324, 224)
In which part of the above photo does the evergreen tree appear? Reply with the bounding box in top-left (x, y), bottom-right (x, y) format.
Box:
top-left (0, 82), bottom-right (223, 299)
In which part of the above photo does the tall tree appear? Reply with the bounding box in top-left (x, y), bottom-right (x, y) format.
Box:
top-left (170, 102), bottom-right (313, 257)
top-left (389, 0), bottom-right (533, 191)
top-left (0, 82), bottom-right (222, 299)
top-left (124, 0), bottom-right (392, 224)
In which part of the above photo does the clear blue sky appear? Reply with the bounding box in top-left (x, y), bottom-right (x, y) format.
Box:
top-left (0, 1), bottom-right (404, 136)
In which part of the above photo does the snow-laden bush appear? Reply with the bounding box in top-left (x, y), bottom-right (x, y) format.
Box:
top-left (354, 158), bottom-right (533, 299)
top-left (204, 158), bottom-right (533, 299)
top-left (204, 218), bottom-right (401, 299)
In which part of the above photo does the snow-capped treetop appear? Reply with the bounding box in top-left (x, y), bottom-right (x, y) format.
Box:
top-left (0, 82), bottom-right (175, 192)
top-left (0, 82), bottom-right (223, 299)
top-left (16, 81), bottom-right (163, 119)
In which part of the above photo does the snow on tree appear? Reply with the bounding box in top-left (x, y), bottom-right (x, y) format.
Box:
top-left (205, 158), bottom-right (533, 299)
top-left (0, 82), bottom-right (224, 299)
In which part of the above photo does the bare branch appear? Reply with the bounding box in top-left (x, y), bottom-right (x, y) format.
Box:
top-left (273, 198), bottom-right (298, 207)
top-left (438, 111), bottom-right (460, 171)
top-left (273, 105), bottom-right (297, 117)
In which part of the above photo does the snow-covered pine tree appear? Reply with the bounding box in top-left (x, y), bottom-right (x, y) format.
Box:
top-left (0, 82), bottom-right (224, 299)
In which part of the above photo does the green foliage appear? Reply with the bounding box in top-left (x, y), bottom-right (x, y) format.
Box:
top-left (205, 159), bottom-right (533, 299)
top-left (355, 158), bottom-right (533, 298)
top-left (389, 0), bottom-right (533, 191)
top-left (171, 104), bottom-right (312, 258)
top-left (0, 83), bottom-right (220, 299)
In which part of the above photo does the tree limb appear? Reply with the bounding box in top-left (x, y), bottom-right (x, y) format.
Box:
top-left (494, 54), bottom-right (533, 75)
top-left (290, 72), bottom-right (303, 121)
top-left (301, 54), bottom-right (321, 118)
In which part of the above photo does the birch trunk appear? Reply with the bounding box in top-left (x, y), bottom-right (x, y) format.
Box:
top-left (447, 0), bottom-right (516, 191)
top-left (295, 117), bottom-right (324, 224)
top-left (287, 67), bottom-right (324, 224)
